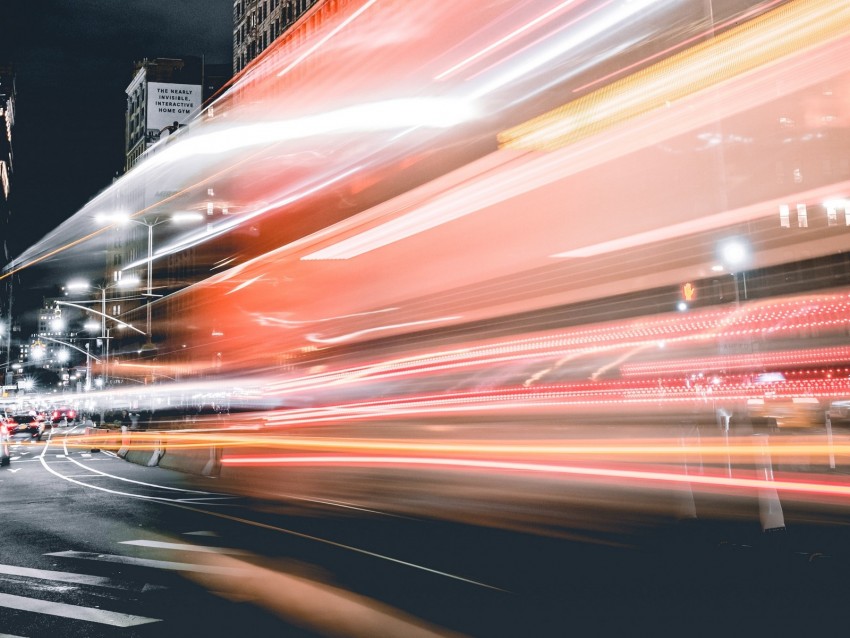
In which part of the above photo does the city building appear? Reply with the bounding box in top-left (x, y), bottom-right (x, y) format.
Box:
top-left (232, 0), bottom-right (319, 74)
top-left (111, 58), bottom-right (233, 371)
top-left (12, 301), bottom-right (85, 393)
top-left (124, 57), bottom-right (204, 172)
top-left (0, 64), bottom-right (13, 206)
top-left (0, 63), bottom-right (16, 386)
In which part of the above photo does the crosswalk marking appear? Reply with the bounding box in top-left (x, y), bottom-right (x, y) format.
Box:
top-left (47, 551), bottom-right (244, 575)
top-left (0, 592), bottom-right (160, 627)
top-left (120, 540), bottom-right (248, 555)
top-left (0, 563), bottom-right (139, 590)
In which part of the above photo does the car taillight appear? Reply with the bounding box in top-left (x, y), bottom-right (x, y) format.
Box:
top-left (69, 410), bottom-right (76, 418)
top-left (52, 411), bottom-right (59, 420)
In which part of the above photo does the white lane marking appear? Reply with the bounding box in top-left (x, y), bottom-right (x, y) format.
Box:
top-left (46, 551), bottom-right (243, 576)
top-left (185, 530), bottom-right (218, 537)
top-left (55, 442), bottom-right (215, 494)
top-left (0, 562), bottom-right (145, 590)
top-left (0, 592), bottom-right (160, 627)
top-left (8, 469), bottom-right (20, 473)
top-left (120, 540), bottom-right (247, 555)
top-left (0, 632), bottom-right (28, 637)
top-left (42, 448), bottom-right (503, 591)
top-left (177, 507), bottom-right (507, 591)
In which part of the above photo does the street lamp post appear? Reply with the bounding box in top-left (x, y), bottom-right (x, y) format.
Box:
top-left (96, 212), bottom-right (203, 351)
top-left (62, 277), bottom-right (143, 387)
top-left (718, 238), bottom-right (750, 306)
top-left (38, 335), bottom-right (102, 391)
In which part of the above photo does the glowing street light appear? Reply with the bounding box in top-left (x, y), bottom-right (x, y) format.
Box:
top-left (98, 211), bottom-right (203, 348)
top-left (718, 238), bottom-right (750, 304)
top-left (30, 343), bottom-right (46, 361)
top-left (62, 276), bottom-right (142, 386)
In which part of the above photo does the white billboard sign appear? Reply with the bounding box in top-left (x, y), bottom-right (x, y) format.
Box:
top-left (146, 82), bottom-right (201, 142)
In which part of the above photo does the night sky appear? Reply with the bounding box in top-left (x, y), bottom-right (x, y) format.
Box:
top-left (2, 0), bottom-right (233, 263)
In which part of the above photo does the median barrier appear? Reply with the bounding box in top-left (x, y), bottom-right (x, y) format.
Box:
top-left (118, 427), bottom-right (164, 467)
top-left (83, 425), bottom-right (102, 453)
top-left (117, 425), bottom-right (130, 458)
top-left (1, 424), bottom-right (9, 466)
top-left (157, 435), bottom-right (221, 477)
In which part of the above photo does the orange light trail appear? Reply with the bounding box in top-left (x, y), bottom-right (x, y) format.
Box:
top-left (217, 455), bottom-right (850, 502)
top-left (67, 431), bottom-right (850, 463)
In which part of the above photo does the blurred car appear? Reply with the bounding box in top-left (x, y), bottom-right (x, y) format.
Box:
top-left (827, 400), bottom-right (850, 427)
top-left (747, 396), bottom-right (825, 430)
top-left (49, 407), bottom-right (77, 424)
top-left (1, 414), bottom-right (51, 440)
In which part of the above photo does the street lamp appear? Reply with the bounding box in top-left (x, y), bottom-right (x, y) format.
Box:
top-left (717, 238), bottom-right (750, 305)
top-left (97, 211), bottom-right (203, 349)
top-left (38, 335), bottom-right (102, 392)
top-left (63, 277), bottom-right (143, 386)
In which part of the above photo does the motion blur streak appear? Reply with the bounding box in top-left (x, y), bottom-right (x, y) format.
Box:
top-left (498, 0), bottom-right (850, 151)
top-left (434, 0), bottom-right (586, 81)
top-left (218, 455), bottom-right (850, 500)
top-left (67, 431), bottom-right (850, 460)
top-left (10, 0), bottom-right (850, 555)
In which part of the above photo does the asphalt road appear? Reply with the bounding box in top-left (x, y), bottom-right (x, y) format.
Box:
top-left (3, 427), bottom-right (850, 637)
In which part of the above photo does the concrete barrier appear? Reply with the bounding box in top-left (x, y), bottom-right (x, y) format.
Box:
top-left (117, 427), bottom-right (164, 467)
top-left (83, 425), bottom-right (100, 453)
top-left (0, 425), bottom-right (9, 466)
top-left (158, 437), bottom-right (221, 477)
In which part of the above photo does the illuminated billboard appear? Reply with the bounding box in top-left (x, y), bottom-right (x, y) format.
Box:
top-left (146, 82), bottom-right (201, 142)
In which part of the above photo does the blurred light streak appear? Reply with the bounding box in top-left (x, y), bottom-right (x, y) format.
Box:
top-left (69, 431), bottom-right (850, 465)
top-left (275, 0), bottom-right (380, 79)
top-left (468, 0), bottom-right (662, 99)
top-left (255, 307), bottom-right (398, 327)
top-left (434, 0), bottom-right (585, 81)
top-left (258, 293), bottom-right (850, 396)
top-left (226, 274), bottom-right (265, 295)
top-left (141, 99), bottom-right (475, 172)
top-left (570, 0), bottom-right (787, 93)
top-left (306, 315), bottom-right (463, 344)
top-left (498, 0), bottom-right (850, 152)
top-left (139, 166), bottom-right (364, 267)
top-left (621, 346), bottom-right (850, 377)
top-left (217, 454), bottom-right (850, 502)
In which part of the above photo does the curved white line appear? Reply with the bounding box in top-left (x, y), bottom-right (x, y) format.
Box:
top-left (40, 442), bottom-right (504, 591)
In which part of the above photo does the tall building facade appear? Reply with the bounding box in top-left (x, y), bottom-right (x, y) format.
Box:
top-left (0, 64), bottom-right (16, 382)
top-left (0, 65), bottom-right (13, 206)
top-left (232, 0), bottom-right (319, 74)
top-left (124, 57), bottom-right (204, 172)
